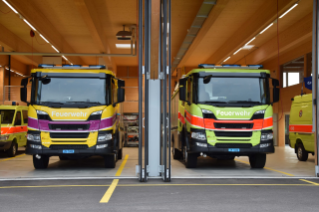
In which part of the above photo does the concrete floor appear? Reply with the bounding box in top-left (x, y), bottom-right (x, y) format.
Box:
top-left (0, 146), bottom-right (316, 180)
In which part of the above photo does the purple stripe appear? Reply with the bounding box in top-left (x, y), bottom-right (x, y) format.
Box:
top-left (38, 120), bottom-right (101, 131)
top-left (28, 118), bottom-right (39, 129)
top-left (100, 117), bottom-right (113, 129)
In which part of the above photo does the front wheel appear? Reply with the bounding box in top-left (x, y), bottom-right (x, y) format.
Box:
top-left (104, 154), bottom-right (116, 168)
top-left (33, 155), bottom-right (49, 169)
top-left (296, 143), bottom-right (308, 161)
top-left (249, 154), bottom-right (266, 168)
top-left (184, 147), bottom-right (197, 168)
top-left (117, 148), bottom-right (123, 160)
top-left (7, 141), bottom-right (18, 157)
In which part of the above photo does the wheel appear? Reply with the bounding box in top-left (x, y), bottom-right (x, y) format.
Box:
top-left (7, 140), bottom-right (18, 157)
top-left (296, 143), bottom-right (308, 161)
top-left (184, 147), bottom-right (197, 168)
top-left (104, 154), bottom-right (116, 168)
top-left (172, 147), bottom-right (183, 160)
top-left (33, 155), bottom-right (49, 169)
top-left (249, 154), bottom-right (266, 168)
top-left (117, 148), bottom-right (123, 160)
top-left (59, 156), bottom-right (68, 160)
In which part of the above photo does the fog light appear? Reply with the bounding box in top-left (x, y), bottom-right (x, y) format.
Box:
top-left (196, 142), bottom-right (207, 148)
top-left (98, 133), bottom-right (112, 142)
top-left (261, 133), bottom-right (273, 141)
top-left (260, 143), bottom-right (271, 148)
top-left (30, 144), bottom-right (42, 149)
top-left (96, 144), bottom-right (108, 149)
top-left (191, 132), bottom-right (206, 140)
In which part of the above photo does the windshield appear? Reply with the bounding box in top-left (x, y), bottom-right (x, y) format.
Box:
top-left (0, 110), bottom-right (15, 124)
top-left (33, 77), bottom-right (110, 107)
top-left (196, 77), bottom-right (269, 105)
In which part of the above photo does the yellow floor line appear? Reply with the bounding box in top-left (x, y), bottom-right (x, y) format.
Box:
top-left (299, 179), bottom-right (319, 185)
top-left (0, 185), bottom-right (110, 189)
top-left (235, 159), bottom-right (295, 176)
top-left (100, 154), bottom-right (129, 203)
top-left (0, 154), bottom-right (26, 163)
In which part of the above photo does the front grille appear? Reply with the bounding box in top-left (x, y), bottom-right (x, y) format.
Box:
top-left (49, 145), bottom-right (88, 150)
top-left (214, 131), bottom-right (253, 137)
top-left (50, 132), bottom-right (89, 139)
top-left (49, 124), bottom-right (90, 130)
top-left (214, 123), bottom-right (253, 129)
top-left (215, 143), bottom-right (252, 148)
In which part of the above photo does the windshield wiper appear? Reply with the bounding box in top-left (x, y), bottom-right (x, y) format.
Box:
top-left (66, 101), bottom-right (102, 105)
top-left (201, 101), bottom-right (228, 104)
top-left (228, 101), bottom-right (261, 104)
top-left (40, 101), bottom-right (64, 105)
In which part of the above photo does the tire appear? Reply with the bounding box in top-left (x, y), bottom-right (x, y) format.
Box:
top-left (117, 148), bottom-right (123, 160)
top-left (172, 147), bottom-right (183, 160)
top-left (104, 154), bottom-right (116, 168)
top-left (296, 143), bottom-right (308, 161)
top-left (59, 156), bottom-right (68, 160)
top-left (33, 155), bottom-right (49, 169)
top-left (249, 154), bottom-right (266, 168)
top-left (184, 147), bottom-right (197, 168)
top-left (7, 140), bottom-right (18, 157)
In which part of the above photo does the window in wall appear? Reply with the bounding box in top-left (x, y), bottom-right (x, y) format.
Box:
top-left (282, 56), bottom-right (304, 88)
top-left (287, 72), bottom-right (300, 86)
top-left (283, 72), bottom-right (287, 88)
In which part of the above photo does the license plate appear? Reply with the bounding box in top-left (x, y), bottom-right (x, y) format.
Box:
top-left (228, 148), bottom-right (240, 152)
top-left (63, 150), bottom-right (74, 154)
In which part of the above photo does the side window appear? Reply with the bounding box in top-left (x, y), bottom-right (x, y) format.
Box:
top-left (22, 110), bottom-right (28, 124)
top-left (15, 111), bottom-right (22, 126)
top-left (186, 77), bottom-right (192, 103)
top-left (112, 79), bottom-right (118, 104)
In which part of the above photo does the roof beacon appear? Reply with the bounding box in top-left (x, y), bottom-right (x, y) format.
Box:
top-left (38, 64), bottom-right (106, 69)
top-left (198, 64), bottom-right (263, 69)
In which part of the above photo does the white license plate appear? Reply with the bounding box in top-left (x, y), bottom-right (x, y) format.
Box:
top-left (63, 150), bottom-right (75, 154)
top-left (228, 148), bottom-right (240, 152)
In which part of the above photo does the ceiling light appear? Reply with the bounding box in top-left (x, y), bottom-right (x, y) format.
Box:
top-left (241, 45), bottom-right (255, 50)
top-left (233, 48), bottom-right (242, 55)
top-left (62, 55), bottom-right (68, 61)
top-left (23, 19), bottom-right (36, 31)
top-left (279, 3), bottom-right (298, 19)
top-left (51, 45), bottom-right (59, 53)
top-left (2, 0), bottom-right (18, 14)
top-left (245, 37), bottom-right (256, 46)
top-left (260, 23), bottom-right (274, 34)
top-left (39, 34), bottom-right (49, 43)
top-left (223, 57), bottom-right (231, 62)
top-left (116, 25), bottom-right (132, 40)
top-left (71, 63), bottom-right (73, 65)
top-left (116, 44), bottom-right (134, 49)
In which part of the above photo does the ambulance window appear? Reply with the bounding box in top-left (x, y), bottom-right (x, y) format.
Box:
top-left (112, 79), bottom-right (118, 104)
top-left (14, 111), bottom-right (22, 126)
top-left (186, 78), bottom-right (192, 103)
top-left (0, 110), bottom-right (15, 124)
top-left (22, 111), bottom-right (28, 124)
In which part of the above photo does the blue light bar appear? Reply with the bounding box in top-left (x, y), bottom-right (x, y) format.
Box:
top-left (222, 64), bottom-right (241, 67)
top-left (38, 64), bottom-right (55, 68)
top-left (89, 65), bottom-right (106, 69)
top-left (198, 64), bottom-right (215, 68)
top-left (62, 64), bottom-right (82, 67)
top-left (248, 65), bottom-right (263, 69)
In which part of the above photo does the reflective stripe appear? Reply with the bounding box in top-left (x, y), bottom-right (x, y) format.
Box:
top-left (1, 126), bottom-right (28, 134)
top-left (178, 112), bottom-right (185, 124)
top-left (289, 124), bottom-right (313, 133)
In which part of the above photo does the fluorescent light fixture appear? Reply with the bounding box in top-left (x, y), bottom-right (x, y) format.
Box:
top-left (279, 3), bottom-right (298, 19)
top-left (233, 48), bottom-right (242, 55)
top-left (39, 34), bottom-right (49, 43)
top-left (23, 19), bottom-right (36, 31)
top-left (241, 45), bottom-right (255, 50)
top-left (51, 45), bottom-right (59, 53)
top-left (115, 44), bottom-right (134, 49)
top-left (245, 37), bottom-right (256, 46)
top-left (260, 23), bottom-right (274, 34)
top-left (71, 63), bottom-right (73, 65)
top-left (62, 55), bottom-right (68, 61)
top-left (2, 0), bottom-right (18, 14)
top-left (223, 57), bottom-right (231, 62)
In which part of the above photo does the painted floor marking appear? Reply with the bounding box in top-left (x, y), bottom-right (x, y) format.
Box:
top-left (100, 154), bottom-right (129, 203)
top-left (0, 154), bottom-right (26, 163)
top-left (235, 159), bottom-right (295, 176)
top-left (299, 179), bottom-right (319, 185)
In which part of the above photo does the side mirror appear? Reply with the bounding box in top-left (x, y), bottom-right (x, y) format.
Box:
top-left (20, 78), bottom-right (29, 103)
top-left (179, 78), bottom-right (187, 101)
top-left (273, 87), bottom-right (279, 103)
top-left (117, 79), bottom-right (125, 103)
top-left (272, 79), bottom-right (279, 87)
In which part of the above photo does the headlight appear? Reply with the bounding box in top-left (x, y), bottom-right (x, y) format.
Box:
top-left (88, 110), bottom-right (103, 121)
top-left (0, 135), bottom-right (9, 141)
top-left (201, 109), bottom-right (213, 114)
top-left (91, 110), bottom-right (103, 115)
top-left (98, 133), bottom-right (112, 142)
top-left (96, 144), bottom-right (108, 149)
top-left (254, 110), bottom-right (265, 114)
top-left (37, 110), bottom-right (51, 121)
top-left (191, 132), bottom-right (206, 140)
top-left (37, 110), bottom-right (48, 115)
top-left (261, 132), bottom-right (273, 141)
top-left (27, 133), bottom-right (41, 142)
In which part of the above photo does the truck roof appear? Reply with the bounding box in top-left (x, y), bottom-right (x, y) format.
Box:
top-left (185, 68), bottom-right (270, 77)
top-left (0, 105), bottom-right (28, 110)
top-left (30, 68), bottom-right (115, 76)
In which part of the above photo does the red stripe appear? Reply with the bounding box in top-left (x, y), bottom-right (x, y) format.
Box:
top-left (289, 125), bottom-right (312, 133)
top-left (1, 126), bottom-right (28, 134)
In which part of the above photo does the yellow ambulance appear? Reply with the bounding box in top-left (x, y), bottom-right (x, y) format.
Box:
top-left (289, 94), bottom-right (314, 161)
top-left (0, 105), bottom-right (28, 157)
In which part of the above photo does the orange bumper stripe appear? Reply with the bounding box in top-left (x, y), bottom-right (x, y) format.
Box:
top-left (289, 125), bottom-right (313, 133)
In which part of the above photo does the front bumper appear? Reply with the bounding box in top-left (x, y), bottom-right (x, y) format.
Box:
top-left (0, 140), bottom-right (12, 151)
top-left (25, 140), bottom-right (114, 156)
top-left (188, 139), bottom-right (275, 155)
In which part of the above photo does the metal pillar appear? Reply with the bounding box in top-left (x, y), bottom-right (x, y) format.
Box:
top-left (313, 0), bottom-right (319, 177)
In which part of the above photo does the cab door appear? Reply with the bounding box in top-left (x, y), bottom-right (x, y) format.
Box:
top-left (13, 110), bottom-right (24, 147)
top-left (21, 110), bottom-right (28, 146)
top-left (185, 76), bottom-right (193, 133)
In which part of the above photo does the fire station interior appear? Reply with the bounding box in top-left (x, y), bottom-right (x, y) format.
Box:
top-left (0, 0), bottom-right (318, 181)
